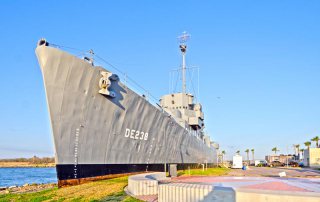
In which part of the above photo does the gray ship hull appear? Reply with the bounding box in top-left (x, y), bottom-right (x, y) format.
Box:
top-left (35, 45), bottom-right (217, 185)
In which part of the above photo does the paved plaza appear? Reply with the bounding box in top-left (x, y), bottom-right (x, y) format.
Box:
top-left (171, 176), bottom-right (320, 192)
top-left (128, 167), bottom-right (320, 202)
top-left (227, 166), bottom-right (320, 178)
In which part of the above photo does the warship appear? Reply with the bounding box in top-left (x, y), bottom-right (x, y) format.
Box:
top-left (35, 33), bottom-right (218, 186)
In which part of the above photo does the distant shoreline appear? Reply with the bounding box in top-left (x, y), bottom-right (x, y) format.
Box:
top-left (0, 162), bottom-right (55, 168)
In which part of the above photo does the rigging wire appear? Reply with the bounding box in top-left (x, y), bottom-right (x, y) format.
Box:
top-left (187, 67), bottom-right (198, 101)
top-left (47, 42), bottom-right (202, 103)
top-left (49, 43), bottom-right (88, 53)
top-left (48, 42), bottom-right (160, 104)
top-left (95, 54), bottom-right (159, 103)
top-left (173, 69), bottom-right (180, 93)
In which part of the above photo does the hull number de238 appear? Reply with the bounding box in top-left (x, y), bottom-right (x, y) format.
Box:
top-left (125, 128), bottom-right (148, 141)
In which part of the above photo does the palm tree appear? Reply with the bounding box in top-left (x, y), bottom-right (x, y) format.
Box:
top-left (236, 150), bottom-right (240, 155)
top-left (272, 147), bottom-right (279, 155)
top-left (300, 149), bottom-right (304, 160)
top-left (251, 149), bottom-right (255, 162)
top-left (293, 144), bottom-right (297, 155)
top-left (304, 141), bottom-right (311, 150)
top-left (294, 144), bottom-right (300, 160)
top-left (245, 149), bottom-right (250, 164)
top-left (221, 150), bottom-right (226, 163)
top-left (295, 144), bottom-right (300, 160)
top-left (311, 136), bottom-right (319, 148)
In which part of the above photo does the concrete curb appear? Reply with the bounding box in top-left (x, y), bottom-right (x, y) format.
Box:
top-left (235, 188), bottom-right (320, 202)
top-left (127, 172), bottom-right (168, 196)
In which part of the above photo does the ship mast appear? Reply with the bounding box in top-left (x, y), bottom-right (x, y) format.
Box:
top-left (178, 31), bottom-right (190, 94)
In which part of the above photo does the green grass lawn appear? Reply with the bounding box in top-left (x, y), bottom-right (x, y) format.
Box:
top-left (0, 168), bottom-right (230, 201)
top-left (0, 177), bottom-right (142, 202)
top-left (177, 167), bottom-right (230, 176)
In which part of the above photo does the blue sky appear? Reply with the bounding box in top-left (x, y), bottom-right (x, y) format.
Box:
top-left (0, 1), bottom-right (319, 160)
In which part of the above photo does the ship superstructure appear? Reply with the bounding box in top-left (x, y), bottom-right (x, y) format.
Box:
top-left (35, 33), bottom-right (217, 186)
top-left (160, 32), bottom-right (211, 147)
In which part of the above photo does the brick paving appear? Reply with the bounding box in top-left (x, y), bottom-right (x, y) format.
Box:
top-left (242, 181), bottom-right (311, 192)
top-left (170, 176), bottom-right (320, 192)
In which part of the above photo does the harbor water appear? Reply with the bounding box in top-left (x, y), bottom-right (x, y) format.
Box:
top-left (0, 167), bottom-right (57, 187)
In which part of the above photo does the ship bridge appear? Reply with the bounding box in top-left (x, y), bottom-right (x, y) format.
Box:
top-left (160, 93), bottom-right (204, 130)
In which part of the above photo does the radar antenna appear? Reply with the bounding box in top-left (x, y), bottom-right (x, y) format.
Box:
top-left (178, 31), bottom-right (190, 94)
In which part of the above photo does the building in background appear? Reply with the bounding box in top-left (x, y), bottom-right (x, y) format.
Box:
top-left (265, 154), bottom-right (295, 164)
top-left (303, 148), bottom-right (320, 168)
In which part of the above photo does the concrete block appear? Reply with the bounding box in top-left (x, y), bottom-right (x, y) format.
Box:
top-left (158, 183), bottom-right (235, 202)
top-left (127, 172), bottom-right (167, 196)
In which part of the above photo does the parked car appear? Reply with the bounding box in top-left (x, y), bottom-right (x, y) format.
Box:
top-left (288, 161), bottom-right (299, 167)
top-left (255, 160), bottom-right (268, 167)
top-left (298, 162), bottom-right (304, 167)
top-left (269, 161), bottom-right (285, 167)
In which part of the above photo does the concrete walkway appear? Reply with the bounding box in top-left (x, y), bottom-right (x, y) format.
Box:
top-left (127, 168), bottom-right (320, 202)
top-left (227, 166), bottom-right (320, 178)
top-left (171, 176), bottom-right (320, 192)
